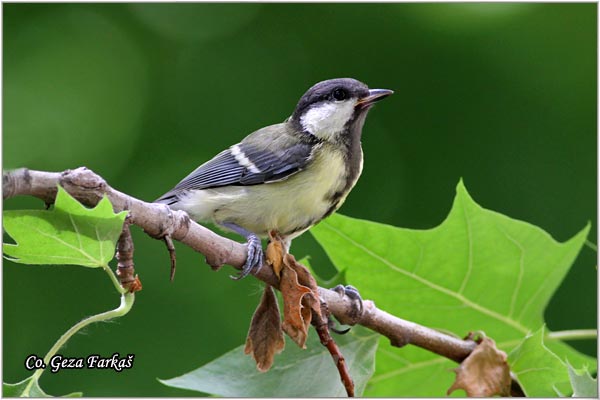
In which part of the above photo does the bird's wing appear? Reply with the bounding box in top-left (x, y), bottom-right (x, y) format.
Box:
top-left (155, 126), bottom-right (316, 204)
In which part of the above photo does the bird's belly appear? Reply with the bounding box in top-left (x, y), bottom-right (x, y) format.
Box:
top-left (178, 147), bottom-right (356, 237)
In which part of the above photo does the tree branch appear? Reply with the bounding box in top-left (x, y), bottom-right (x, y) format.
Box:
top-left (3, 167), bottom-right (477, 363)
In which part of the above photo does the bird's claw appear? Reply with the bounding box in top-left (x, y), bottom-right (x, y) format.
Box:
top-left (230, 234), bottom-right (263, 280)
top-left (328, 317), bottom-right (352, 335)
top-left (332, 284), bottom-right (364, 326)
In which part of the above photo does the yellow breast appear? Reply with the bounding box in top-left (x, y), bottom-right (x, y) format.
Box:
top-left (178, 143), bottom-right (361, 238)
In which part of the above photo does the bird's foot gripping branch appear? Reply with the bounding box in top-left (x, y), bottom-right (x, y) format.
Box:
top-left (3, 167), bottom-right (597, 397)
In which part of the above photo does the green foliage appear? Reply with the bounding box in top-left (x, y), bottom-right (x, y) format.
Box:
top-left (3, 189), bottom-right (131, 397)
top-left (3, 186), bottom-right (127, 267)
top-left (2, 182), bottom-right (595, 396)
top-left (3, 376), bottom-right (82, 397)
top-left (567, 361), bottom-right (598, 397)
top-left (310, 180), bottom-right (595, 396)
top-left (508, 326), bottom-right (571, 396)
top-left (3, 3), bottom-right (596, 396)
top-left (160, 326), bottom-right (378, 397)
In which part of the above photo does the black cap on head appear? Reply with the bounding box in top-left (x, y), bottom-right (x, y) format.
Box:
top-left (291, 78), bottom-right (370, 122)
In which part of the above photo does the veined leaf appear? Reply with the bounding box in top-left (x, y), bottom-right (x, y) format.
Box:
top-left (3, 186), bottom-right (127, 267)
top-left (508, 326), bottom-right (571, 397)
top-left (310, 180), bottom-right (595, 396)
top-left (160, 326), bottom-right (378, 397)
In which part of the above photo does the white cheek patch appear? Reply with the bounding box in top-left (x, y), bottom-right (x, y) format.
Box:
top-left (300, 100), bottom-right (355, 140)
top-left (230, 144), bottom-right (261, 173)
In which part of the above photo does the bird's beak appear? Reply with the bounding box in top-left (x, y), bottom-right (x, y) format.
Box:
top-left (356, 89), bottom-right (394, 109)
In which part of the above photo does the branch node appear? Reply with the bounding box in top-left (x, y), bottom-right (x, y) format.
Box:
top-left (390, 336), bottom-right (410, 348)
top-left (58, 167), bottom-right (107, 207)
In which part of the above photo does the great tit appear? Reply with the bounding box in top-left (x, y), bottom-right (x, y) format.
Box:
top-left (156, 78), bottom-right (393, 279)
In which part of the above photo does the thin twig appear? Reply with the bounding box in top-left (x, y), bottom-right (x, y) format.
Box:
top-left (313, 302), bottom-right (354, 396)
top-left (163, 235), bottom-right (177, 282)
top-left (116, 218), bottom-right (142, 293)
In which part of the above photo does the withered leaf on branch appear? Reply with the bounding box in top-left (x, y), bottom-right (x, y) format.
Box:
top-left (263, 234), bottom-right (323, 349)
top-left (265, 233), bottom-right (285, 278)
top-left (447, 336), bottom-right (511, 397)
top-left (280, 262), bottom-right (313, 348)
top-left (285, 254), bottom-right (355, 397)
top-left (244, 284), bottom-right (285, 372)
top-left (284, 253), bottom-right (322, 319)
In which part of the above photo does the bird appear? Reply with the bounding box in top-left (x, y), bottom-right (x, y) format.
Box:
top-left (155, 78), bottom-right (393, 279)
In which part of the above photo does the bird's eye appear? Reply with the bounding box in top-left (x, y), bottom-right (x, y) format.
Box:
top-left (332, 88), bottom-right (347, 101)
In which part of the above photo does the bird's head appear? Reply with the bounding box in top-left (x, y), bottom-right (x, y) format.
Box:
top-left (291, 78), bottom-right (393, 143)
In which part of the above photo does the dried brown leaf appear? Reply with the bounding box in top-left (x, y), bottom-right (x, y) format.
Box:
top-left (244, 285), bottom-right (285, 372)
top-left (447, 336), bottom-right (511, 397)
top-left (280, 263), bottom-right (312, 348)
top-left (128, 275), bottom-right (143, 293)
top-left (266, 235), bottom-right (322, 349)
top-left (266, 231), bottom-right (285, 278)
top-left (286, 254), bottom-right (319, 293)
top-left (284, 253), bottom-right (322, 319)
top-left (284, 253), bottom-right (316, 288)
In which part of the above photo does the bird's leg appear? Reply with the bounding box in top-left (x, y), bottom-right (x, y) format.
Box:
top-left (221, 222), bottom-right (264, 280)
top-left (330, 284), bottom-right (364, 333)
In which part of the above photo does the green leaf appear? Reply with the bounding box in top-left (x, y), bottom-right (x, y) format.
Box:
top-left (310, 180), bottom-right (595, 397)
top-left (567, 361), bottom-right (598, 397)
top-left (3, 186), bottom-right (127, 267)
top-left (508, 326), bottom-right (572, 396)
top-left (160, 326), bottom-right (378, 397)
top-left (3, 376), bottom-right (82, 397)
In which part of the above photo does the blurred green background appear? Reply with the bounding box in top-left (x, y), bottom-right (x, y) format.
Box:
top-left (3, 3), bottom-right (596, 397)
